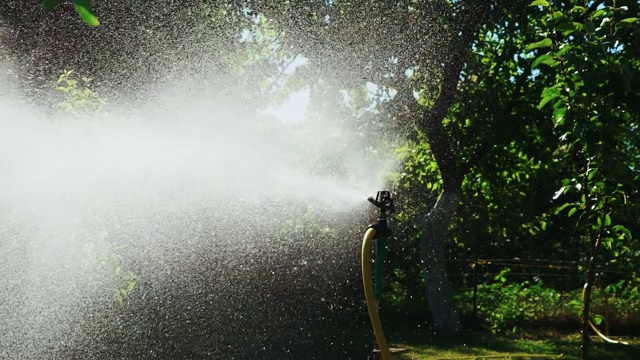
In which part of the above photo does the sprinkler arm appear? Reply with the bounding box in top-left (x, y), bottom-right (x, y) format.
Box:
top-left (367, 190), bottom-right (395, 222)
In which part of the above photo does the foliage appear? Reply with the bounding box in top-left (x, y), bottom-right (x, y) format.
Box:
top-left (390, 0), bottom-right (640, 343)
top-left (604, 276), bottom-right (640, 323)
top-left (459, 268), bottom-right (563, 334)
top-left (455, 268), bottom-right (640, 335)
top-left (55, 70), bottom-right (102, 113)
top-left (527, 1), bottom-right (640, 356)
top-left (53, 69), bottom-right (136, 306)
top-left (535, 0), bottom-right (640, 254)
top-left (42, 0), bottom-right (99, 27)
top-left (81, 239), bottom-right (138, 306)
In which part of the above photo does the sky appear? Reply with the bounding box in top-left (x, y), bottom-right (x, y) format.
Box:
top-left (261, 55), bottom-right (310, 124)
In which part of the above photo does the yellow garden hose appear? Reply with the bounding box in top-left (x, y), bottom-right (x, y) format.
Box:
top-left (362, 227), bottom-right (392, 360)
top-left (582, 286), bottom-right (632, 346)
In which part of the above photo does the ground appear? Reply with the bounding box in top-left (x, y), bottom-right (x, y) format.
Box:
top-left (391, 330), bottom-right (640, 360)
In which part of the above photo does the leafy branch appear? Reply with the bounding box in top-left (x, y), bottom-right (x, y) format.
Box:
top-left (43, 0), bottom-right (100, 27)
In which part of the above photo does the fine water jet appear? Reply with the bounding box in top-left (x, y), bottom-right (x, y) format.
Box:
top-left (0, 3), bottom-right (406, 359)
top-left (0, 39), bottom-right (398, 360)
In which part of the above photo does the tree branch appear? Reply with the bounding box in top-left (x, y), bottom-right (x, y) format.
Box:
top-left (418, 1), bottom-right (489, 191)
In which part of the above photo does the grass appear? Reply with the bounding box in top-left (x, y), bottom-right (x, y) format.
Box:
top-left (389, 329), bottom-right (640, 360)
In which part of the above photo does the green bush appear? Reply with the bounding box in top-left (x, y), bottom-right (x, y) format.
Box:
top-left (455, 268), bottom-right (640, 335)
top-left (469, 268), bottom-right (563, 333)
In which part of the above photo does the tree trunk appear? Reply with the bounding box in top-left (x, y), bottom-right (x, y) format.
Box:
top-left (419, 189), bottom-right (462, 335)
top-left (412, 0), bottom-right (489, 336)
top-left (580, 224), bottom-right (603, 359)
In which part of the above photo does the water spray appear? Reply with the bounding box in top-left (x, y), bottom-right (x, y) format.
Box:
top-left (0, 7), bottom-right (399, 357)
top-left (361, 191), bottom-right (406, 359)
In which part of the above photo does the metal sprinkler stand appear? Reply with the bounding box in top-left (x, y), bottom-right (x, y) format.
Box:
top-left (367, 191), bottom-right (393, 310)
top-left (362, 191), bottom-right (407, 359)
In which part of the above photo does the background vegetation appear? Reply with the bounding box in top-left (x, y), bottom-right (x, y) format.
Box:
top-left (1, 0), bottom-right (639, 359)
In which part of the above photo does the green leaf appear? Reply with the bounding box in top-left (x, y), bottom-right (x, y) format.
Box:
top-left (568, 207), bottom-right (578, 217)
top-left (73, 0), bottom-right (100, 27)
top-left (613, 225), bottom-right (632, 240)
top-left (542, 57), bottom-right (560, 67)
top-left (572, 22), bottom-right (585, 32)
top-left (568, 299), bottom-right (582, 311)
top-left (529, 0), bottom-right (549, 7)
top-left (588, 168), bottom-right (598, 180)
top-left (555, 44), bottom-right (574, 57)
top-left (592, 314), bottom-right (604, 326)
top-left (620, 17), bottom-right (638, 24)
top-left (555, 21), bottom-right (577, 35)
top-left (571, 6), bottom-right (586, 15)
top-left (538, 85), bottom-right (561, 109)
top-left (590, 9), bottom-right (606, 20)
top-left (538, 96), bottom-right (556, 110)
top-left (555, 202), bottom-right (573, 214)
top-left (553, 106), bottom-right (567, 126)
top-left (538, 97), bottom-right (552, 110)
top-left (604, 214), bottom-right (611, 226)
top-left (43, 0), bottom-right (64, 11)
top-left (526, 38), bottom-right (552, 50)
top-left (615, 19), bottom-right (637, 30)
top-left (531, 53), bottom-right (560, 69)
top-left (532, 54), bottom-right (551, 68)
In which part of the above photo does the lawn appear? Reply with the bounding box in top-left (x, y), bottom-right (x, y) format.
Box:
top-left (392, 330), bottom-right (640, 360)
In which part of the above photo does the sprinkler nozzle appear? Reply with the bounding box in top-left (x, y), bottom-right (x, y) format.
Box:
top-left (368, 191), bottom-right (394, 219)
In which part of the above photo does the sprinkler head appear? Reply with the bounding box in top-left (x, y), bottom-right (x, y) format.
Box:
top-left (368, 190), bottom-right (394, 218)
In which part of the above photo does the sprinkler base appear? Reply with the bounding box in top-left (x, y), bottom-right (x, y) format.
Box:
top-left (372, 347), bottom-right (409, 359)
top-left (373, 347), bottom-right (408, 354)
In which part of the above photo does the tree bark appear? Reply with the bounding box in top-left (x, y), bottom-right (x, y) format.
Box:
top-left (580, 221), bottom-right (603, 360)
top-left (419, 189), bottom-right (462, 335)
top-left (415, 0), bottom-right (490, 335)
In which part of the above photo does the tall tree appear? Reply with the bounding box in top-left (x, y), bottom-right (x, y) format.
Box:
top-left (527, 1), bottom-right (640, 357)
top-left (256, 0), bottom-right (501, 336)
